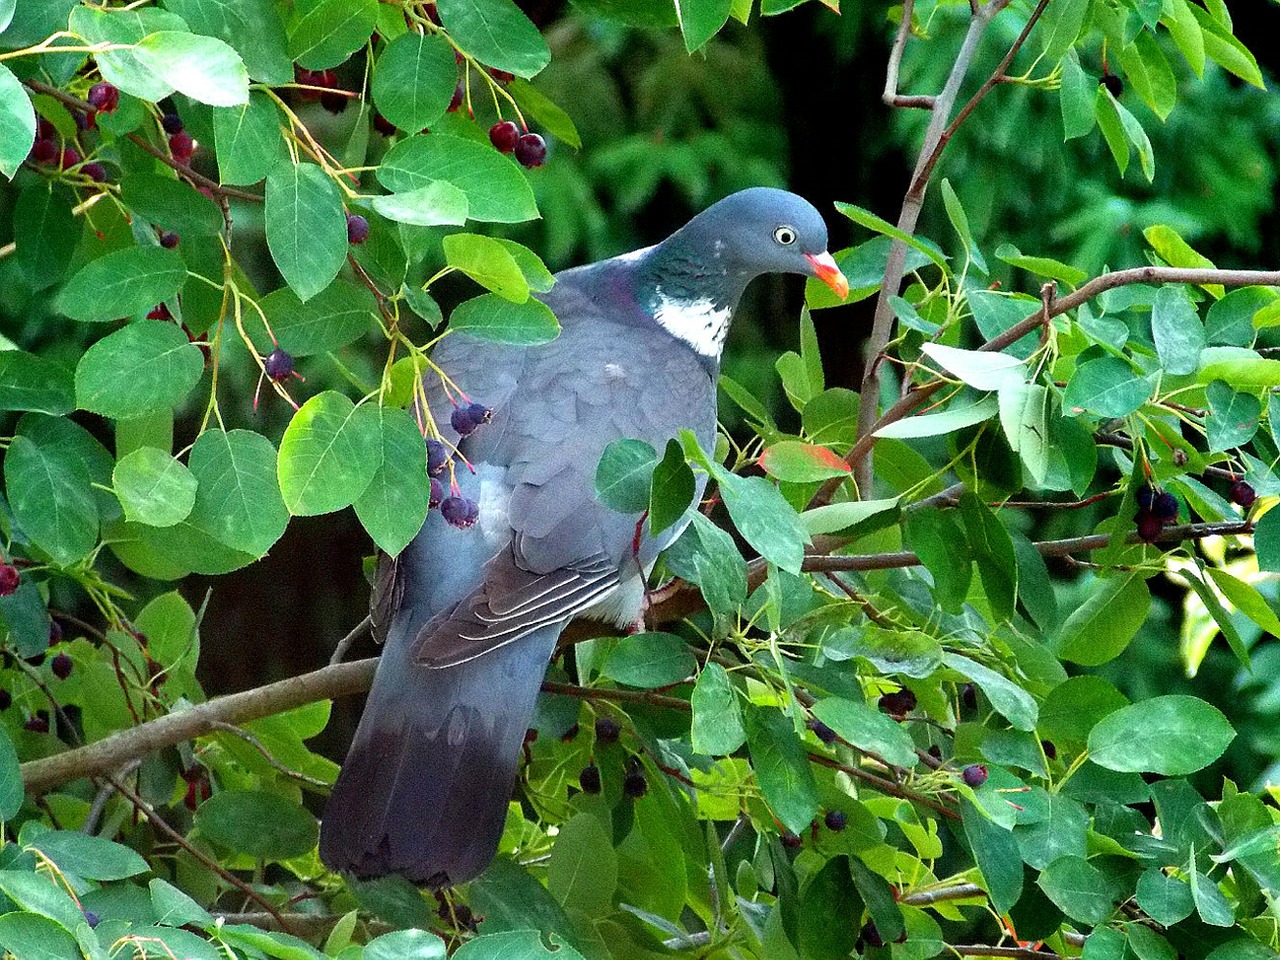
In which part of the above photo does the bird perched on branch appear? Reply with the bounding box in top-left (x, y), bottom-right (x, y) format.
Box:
top-left (319, 187), bottom-right (849, 887)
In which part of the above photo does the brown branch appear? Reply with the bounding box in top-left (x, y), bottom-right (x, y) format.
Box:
top-left (883, 0), bottom-right (935, 109)
top-left (901, 882), bottom-right (984, 905)
top-left (951, 947), bottom-right (1057, 959)
top-left (807, 752), bottom-right (960, 821)
top-left (539, 680), bottom-right (691, 712)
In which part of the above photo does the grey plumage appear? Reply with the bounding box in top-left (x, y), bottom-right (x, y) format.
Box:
top-left (319, 188), bottom-right (847, 887)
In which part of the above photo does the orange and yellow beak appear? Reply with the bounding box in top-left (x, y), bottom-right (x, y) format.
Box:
top-left (805, 251), bottom-right (849, 300)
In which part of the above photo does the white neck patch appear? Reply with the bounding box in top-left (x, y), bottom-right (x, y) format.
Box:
top-left (652, 288), bottom-right (731, 358)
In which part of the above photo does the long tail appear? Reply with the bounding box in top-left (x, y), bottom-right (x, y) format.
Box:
top-left (319, 621), bottom-right (560, 887)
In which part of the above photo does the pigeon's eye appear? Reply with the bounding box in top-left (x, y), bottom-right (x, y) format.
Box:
top-left (773, 226), bottom-right (797, 245)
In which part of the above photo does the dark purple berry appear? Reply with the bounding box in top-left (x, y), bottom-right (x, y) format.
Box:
top-left (824, 809), bottom-right (846, 831)
top-left (59, 147), bottom-right (80, 170)
top-left (447, 82), bottom-right (465, 113)
top-left (87, 81), bottom-right (119, 113)
top-left (82, 162), bottom-right (107, 183)
top-left (161, 112), bottom-right (184, 135)
top-left (26, 652), bottom-right (44, 667)
top-left (960, 683), bottom-right (977, 711)
top-left (264, 347), bottom-right (294, 382)
top-left (159, 230), bottom-right (180, 248)
top-left (1042, 739), bottom-right (1057, 761)
top-left (426, 439), bottom-right (450, 475)
top-left (622, 769), bottom-right (647, 798)
top-left (83, 910), bottom-right (100, 929)
top-left (1153, 491), bottom-right (1179, 521)
top-left (36, 118), bottom-right (55, 139)
top-left (429, 476), bottom-right (444, 509)
top-left (1100, 72), bottom-right (1124, 98)
top-left (1135, 485), bottom-right (1155, 512)
top-left (346, 213), bottom-right (369, 245)
top-left (25, 710), bottom-right (49, 734)
top-left (1136, 511), bottom-right (1165, 543)
top-left (807, 719), bottom-right (837, 744)
top-left (1231, 480), bottom-right (1256, 509)
top-left (450, 401), bottom-right (492, 437)
top-left (31, 138), bottom-right (58, 164)
top-left (488, 68), bottom-right (515, 84)
top-left (51, 653), bottom-right (73, 680)
top-left (75, 111), bottom-right (95, 131)
top-left (595, 717), bottom-right (621, 744)
top-left (0, 564), bottom-right (19, 597)
top-left (440, 495), bottom-right (478, 529)
top-left (579, 764), bottom-right (601, 794)
top-left (49, 620), bottom-right (62, 645)
top-left (514, 132), bottom-right (547, 168)
top-left (373, 112), bottom-right (397, 136)
top-left (0, 690), bottom-right (10, 711)
top-left (320, 89), bottom-right (348, 114)
top-left (147, 303), bottom-right (173, 321)
top-left (878, 689), bottom-right (916, 718)
top-left (780, 831), bottom-right (802, 848)
top-left (962, 764), bottom-right (989, 788)
top-left (927, 744), bottom-right (943, 760)
top-left (489, 120), bottom-right (520, 153)
top-left (169, 131), bottom-right (194, 162)
top-left (862, 921), bottom-right (884, 949)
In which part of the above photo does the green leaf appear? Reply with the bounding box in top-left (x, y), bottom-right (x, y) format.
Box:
top-left (1088, 695), bottom-right (1234, 774)
top-left (0, 869), bottom-right (86, 931)
top-left (0, 0), bottom-right (13, 34)
top-left (997, 381), bottom-right (1050, 484)
top-left (162, 0), bottom-right (293, 84)
top-left (354, 406), bottom-right (431, 556)
top-left (744, 704), bottom-right (818, 835)
top-left (649, 438), bottom-right (695, 537)
top-left (759, 441), bottom-right (851, 482)
top-left (942, 653), bottom-right (1037, 732)
top-left (217, 924), bottom-right (326, 960)
top-left (265, 161), bottom-right (349, 302)
top-left (372, 32), bottom-right (458, 132)
top-left (195, 790), bottom-right (319, 860)
top-left (675, 0), bottom-right (732, 51)
top-left (1151, 285), bottom-right (1206, 375)
top-left (368, 181), bottom-right (470, 227)
top-left (491, 239), bottom-right (555, 293)
top-left (1257, 498), bottom-right (1280, 572)
top-left (1191, 869), bottom-right (1235, 926)
top-left (121, 173), bottom-right (224, 237)
top-left (595, 438), bottom-right (658, 513)
top-left (0, 351), bottom-right (74, 415)
top-left (1037, 855), bottom-right (1117, 924)
top-left (365, 930), bottom-right (448, 960)
top-left (380, 134), bottom-right (538, 223)
top-left (449, 293), bottom-right (560, 345)
top-left (56, 246), bottom-right (188, 323)
top-left (547, 813), bottom-right (618, 916)
top-left (919, 343), bottom-right (1025, 391)
top-left (958, 491), bottom-right (1017, 622)
top-left (213, 92), bottom-right (287, 185)
top-left (799, 857), bottom-right (863, 960)
top-left (0, 727), bottom-right (20, 821)
top-left (800, 498), bottom-right (897, 537)
top-left (1144, 225), bottom-right (1224, 297)
top-left (508, 79), bottom-right (581, 150)
top-left (436, 0), bottom-right (551, 79)
top-left (811, 697), bottom-right (917, 767)
top-left (454, 932), bottom-right (585, 960)
top-left (444, 233), bottom-right (530, 303)
top-left (0, 913), bottom-right (81, 960)
top-left (835, 200), bottom-right (948, 273)
top-left (3, 434), bottom-right (98, 566)
top-left (1060, 52), bottom-right (1096, 140)
top-left (941, 179), bottom-right (988, 274)
top-left (1211, 286), bottom-right (1275, 342)
top-left (75, 322), bottom-right (205, 419)
top-left (603, 632), bottom-right (696, 687)
top-left (1189, 4), bottom-right (1263, 87)
top-left (662, 511), bottom-right (746, 615)
top-left (0, 63), bottom-right (34, 180)
top-left (278, 392), bottom-right (382, 515)
top-left (151, 878), bottom-right (215, 928)
top-left (14, 183), bottom-right (77, 292)
top-left (690, 662), bottom-right (745, 754)
top-left (288, 0), bottom-right (378, 70)
top-left (187, 429), bottom-right (290, 555)
top-left (254, 280), bottom-right (377, 357)
top-left (69, 6), bottom-right (189, 102)
top-left (711, 466), bottom-right (808, 575)
top-left (132, 31), bottom-right (250, 106)
top-left (961, 800), bottom-right (1022, 914)
top-left (1056, 571), bottom-right (1150, 666)
top-left (1095, 87), bottom-right (1129, 175)
top-left (1135, 869), bottom-right (1194, 926)
top-left (1205, 380), bottom-right (1260, 452)
top-left (994, 242), bottom-right (1086, 286)
top-left (25, 831), bottom-right (149, 881)
top-left (112, 447), bottom-right (197, 527)
top-left (1063, 356), bottom-right (1153, 418)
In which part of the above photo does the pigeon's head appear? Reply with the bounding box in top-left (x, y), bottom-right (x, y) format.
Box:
top-left (691, 187), bottom-right (849, 299)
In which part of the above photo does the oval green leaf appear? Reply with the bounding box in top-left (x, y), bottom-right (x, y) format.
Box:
top-left (75, 322), bottom-right (205, 420)
top-left (113, 446), bottom-right (197, 527)
top-left (1088, 695), bottom-right (1234, 775)
top-left (56, 246), bottom-right (188, 323)
top-left (278, 391), bottom-right (382, 515)
top-left (265, 161), bottom-right (348, 302)
top-left (194, 789), bottom-right (319, 860)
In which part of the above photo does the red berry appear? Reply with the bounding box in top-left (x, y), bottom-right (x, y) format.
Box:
top-left (346, 213), bottom-right (369, 244)
top-left (878, 689), bottom-right (916, 718)
top-left (780, 831), bottom-right (803, 848)
top-left (488, 68), bottom-right (515, 84)
top-left (31, 138), bottom-right (58, 164)
top-left (1136, 511), bottom-right (1165, 543)
top-left (264, 347), bottom-right (294, 381)
top-left (962, 764), bottom-right (989, 787)
top-left (373, 112), bottom-right (397, 136)
top-left (514, 132), bottom-right (546, 168)
top-left (862, 922), bottom-right (885, 949)
top-left (320, 89), bottom-right (348, 114)
top-left (169, 131), bottom-right (194, 162)
top-left (59, 147), bottom-right (80, 170)
top-left (161, 112), bottom-right (184, 135)
top-left (159, 230), bottom-right (180, 248)
top-left (622, 769), bottom-right (647, 799)
top-left (1042, 739), bottom-right (1057, 760)
top-left (51, 653), bottom-right (73, 680)
top-left (147, 303), bottom-right (173, 321)
top-left (0, 564), bottom-right (19, 597)
top-left (75, 110), bottom-right (96, 132)
top-left (447, 82), bottom-right (465, 113)
top-left (87, 81), bottom-right (119, 113)
top-left (49, 621), bottom-right (62, 645)
top-left (25, 710), bottom-right (49, 734)
top-left (1231, 480), bottom-right (1256, 508)
top-left (36, 118), bottom-right (55, 139)
top-left (489, 120), bottom-right (520, 153)
top-left (82, 162), bottom-right (107, 183)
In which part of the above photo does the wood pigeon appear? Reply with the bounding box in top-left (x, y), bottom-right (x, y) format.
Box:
top-left (319, 187), bottom-right (849, 887)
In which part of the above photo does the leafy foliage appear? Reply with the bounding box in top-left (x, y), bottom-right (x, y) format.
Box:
top-left (1, 2), bottom-right (1279, 960)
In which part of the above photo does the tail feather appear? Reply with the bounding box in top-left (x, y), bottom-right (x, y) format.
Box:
top-left (320, 623), bottom-right (561, 887)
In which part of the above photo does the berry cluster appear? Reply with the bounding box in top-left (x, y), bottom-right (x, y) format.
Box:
top-left (162, 112), bottom-right (195, 164)
top-left (878, 688), bottom-right (916, 720)
top-left (296, 67), bottom-right (349, 114)
top-left (1134, 485), bottom-right (1180, 543)
top-left (488, 120), bottom-right (546, 169)
top-left (424, 401), bottom-right (493, 528)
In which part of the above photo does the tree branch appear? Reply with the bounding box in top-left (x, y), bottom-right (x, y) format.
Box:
top-left (883, 0), bottom-right (935, 109)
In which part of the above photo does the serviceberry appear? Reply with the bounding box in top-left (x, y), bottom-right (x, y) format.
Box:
top-left (578, 763), bottom-right (601, 794)
top-left (26, 652), bottom-right (44, 667)
top-left (265, 347), bottom-right (294, 382)
top-left (426, 439), bottom-right (450, 475)
top-left (780, 831), bottom-right (803, 848)
top-left (960, 682), bottom-right (977, 711)
top-left (59, 147), bottom-right (81, 170)
top-left (962, 764), bottom-right (989, 788)
top-left (878, 689), bottom-right (916, 718)
top-left (0, 563), bottom-right (18, 597)
top-left (440, 495), bottom-right (479, 529)
top-left (82, 162), bottom-right (107, 183)
top-left (0, 690), bottom-right (10, 711)
top-left (161, 112), bottom-right (184, 135)
top-left (1100, 72), bottom-right (1124, 98)
top-left (1153, 491), bottom-right (1179, 522)
top-left (49, 620), bottom-right (62, 645)
top-left (169, 131), bottom-right (194, 162)
top-left (321, 89), bottom-right (348, 114)
top-left (807, 718), bottom-right (838, 744)
top-left (1042, 739), bottom-right (1057, 761)
top-left (83, 910), bottom-right (100, 929)
top-left (447, 82), bottom-right (465, 113)
top-left (87, 81), bottom-right (119, 113)
top-left (346, 213), bottom-right (369, 244)
top-left (147, 303), bottom-right (173, 321)
top-left (489, 120), bottom-right (520, 153)
top-left (622, 769), bottom-right (647, 798)
top-left (514, 132), bottom-right (547, 168)
top-left (373, 112), bottom-right (397, 136)
top-left (1136, 511), bottom-right (1165, 543)
top-left (489, 68), bottom-right (515, 84)
top-left (824, 809), bottom-right (847, 831)
top-left (595, 716), bottom-right (621, 744)
top-left (159, 230), bottom-right (180, 248)
top-left (25, 710), bottom-right (49, 734)
top-left (450, 401), bottom-right (492, 436)
top-left (51, 653), bottom-right (73, 680)
top-left (31, 138), bottom-right (58, 164)
top-left (861, 921), bottom-right (885, 949)
top-left (1135, 484), bottom-right (1156, 512)
top-left (429, 476), bottom-right (444, 509)
top-left (1231, 480), bottom-right (1257, 509)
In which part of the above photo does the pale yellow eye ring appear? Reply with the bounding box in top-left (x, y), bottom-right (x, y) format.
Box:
top-left (774, 226), bottom-right (797, 245)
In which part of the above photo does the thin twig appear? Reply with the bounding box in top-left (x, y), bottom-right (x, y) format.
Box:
top-left (883, 0), bottom-right (935, 109)
top-left (540, 680), bottom-right (691, 712)
top-left (807, 752), bottom-right (960, 821)
top-left (208, 721), bottom-right (330, 789)
top-left (328, 616), bottom-right (372, 665)
top-left (901, 882), bottom-right (984, 905)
